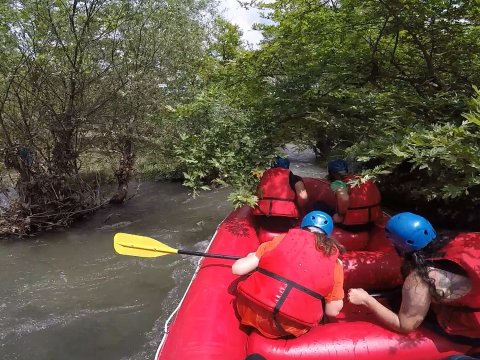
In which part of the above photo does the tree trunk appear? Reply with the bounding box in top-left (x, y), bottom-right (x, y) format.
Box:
top-left (51, 113), bottom-right (78, 175)
top-left (110, 137), bottom-right (134, 204)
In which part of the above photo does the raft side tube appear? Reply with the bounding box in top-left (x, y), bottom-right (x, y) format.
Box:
top-left (246, 302), bottom-right (471, 360)
top-left (246, 321), bottom-right (471, 360)
top-left (157, 207), bottom-right (259, 360)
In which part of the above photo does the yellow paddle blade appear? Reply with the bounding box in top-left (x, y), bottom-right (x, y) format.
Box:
top-left (113, 233), bottom-right (179, 258)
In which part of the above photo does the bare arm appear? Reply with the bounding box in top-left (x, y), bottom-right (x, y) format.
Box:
top-left (325, 300), bottom-right (343, 317)
top-left (334, 188), bottom-right (349, 223)
top-left (232, 252), bottom-right (259, 275)
top-left (348, 271), bottom-right (431, 333)
top-left (294, 180), bottom-right (308, 200)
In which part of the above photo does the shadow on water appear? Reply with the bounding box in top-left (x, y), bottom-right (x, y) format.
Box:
top-left (0, 147), bottom-right (324, 360)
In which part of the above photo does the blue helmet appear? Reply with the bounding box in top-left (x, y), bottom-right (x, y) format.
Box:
top-left (273, 156), bottom-right (290, 169)
top-left (328, 159), bottom-right (348, 174)
top-left (301, 211), bottom-right (334, 236)
top-left (386, 212), bottom-right (437, 254)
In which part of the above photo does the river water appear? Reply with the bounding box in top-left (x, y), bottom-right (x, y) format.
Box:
top-left (0, 148), bottom-right (323, 360)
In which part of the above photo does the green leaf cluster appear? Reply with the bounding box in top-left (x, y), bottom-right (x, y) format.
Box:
top-left (173, 88), bottom-right (275, 205)
top-left (349, 87), bottom-right (480, 202)
top-left (229, 0), bottom-right (480, 209)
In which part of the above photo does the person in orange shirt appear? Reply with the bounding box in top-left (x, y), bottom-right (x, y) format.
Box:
top-left (232, 211), bottom-right (345, 338)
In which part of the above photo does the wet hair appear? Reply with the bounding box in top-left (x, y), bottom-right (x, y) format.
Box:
top-left (400, 231), bottom-right (458, 301)
top-left (310, 231), bottom-right (346, 256)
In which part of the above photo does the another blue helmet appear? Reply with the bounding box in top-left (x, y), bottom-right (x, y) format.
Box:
top-left (301, 211), bottom-right (334, 236)
top-left (328, 159), bottom-right (348, 174)
top-left (273, 156), bottom-right (290, 169)
top-left (386, 212), bottom-right (436, 254)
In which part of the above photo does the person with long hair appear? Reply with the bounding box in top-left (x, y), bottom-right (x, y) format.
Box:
top-left (348, 212), bottom-right (480, 357)
top-left (232, 211), bottom-right (345, 338)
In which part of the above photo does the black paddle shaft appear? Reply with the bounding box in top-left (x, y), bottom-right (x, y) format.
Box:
top-left (177, 249), bottom-right (241, 260)
top-left (176, 249), bottom-right (401, 299)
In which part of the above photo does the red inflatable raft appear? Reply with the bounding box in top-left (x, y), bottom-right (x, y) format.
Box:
top-left (155, 178), bottom-right (475, 360)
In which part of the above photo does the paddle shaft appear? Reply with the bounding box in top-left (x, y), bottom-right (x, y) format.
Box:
top-left (177, 248), bottom-right (400, 298)
top-left (115, 233), bottom-right (400, 299)
top-left (370, 287), bottom-right (401, 299)
top-left (178, 249), bottom-right (241, 260)
top-left (179, 248), bottom-right (400, 299)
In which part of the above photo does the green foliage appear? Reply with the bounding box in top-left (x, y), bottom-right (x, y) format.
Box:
top-left (166, 16), bottom-right (282, 206)
top-left (0, 0), bottom-right (214, 172)
top-left (1, 0), bottom-right (479, 225)
top-left (172, 0), bottom-right (480, 211)
top-left (228, 190), bottom-right (259, 209)
top-left (173, 89), bottom-right (275, 203)
top-left (349, 87), bottom-right (480, 201)
top-left (210, 18), bottom-right (243, 62)
top-left (0, 0), bottom-right (218, 233)
top-left (229, 0), bottom-right (480, 210)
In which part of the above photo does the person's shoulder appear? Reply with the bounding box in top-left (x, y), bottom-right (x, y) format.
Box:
top-left (404, 270), bottom-right (431, 292)
top-left (256, 235), bottom-right (285, 257)
top-left (330, 180), bottom-right (347, 192)
top-left (289, 172), bottom-right (303, 183)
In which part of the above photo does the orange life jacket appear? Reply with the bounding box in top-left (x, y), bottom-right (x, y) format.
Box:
top-left (430, 233), bottom-right (480, 339)
top-left (252, 168), bottom-right (299, 218)
top-left (342, 175), bottom-right (381, 226)
top-left (237, 229), bottom-right (337, 334)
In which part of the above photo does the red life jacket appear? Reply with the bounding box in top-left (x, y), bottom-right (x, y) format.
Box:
top-left (252, 168), bottom-right (299, 218)
top-left (342, 175), bottom-right (381, 226)
top-left (430, 233), bottom-right (480, 338)
top-left (237, 229), bottom-right (338, 332)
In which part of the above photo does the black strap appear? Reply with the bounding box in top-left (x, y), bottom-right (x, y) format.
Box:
top-left (347, 202), bottom-right (380, 222)
top-left (260, 196), bottom-right (296, 201)
top-left (347, 202), bottom-right (381, 210)
top-left (257, 197), bottom-right (296, 217)
top-left (273, 285), bottom-right (292, 336)
top-left (257, 268), bottom-right (326, 300)
top-left (257, 267), bottom-right (327, 332)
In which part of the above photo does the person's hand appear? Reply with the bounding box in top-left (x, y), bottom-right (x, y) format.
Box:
top-left (348, 288), bottom-right (372, 306)
top-left (298, 189), bottom-right (308, 200)
top-left (333, 213), bottom-right (344, 223)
